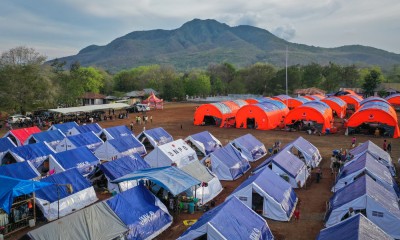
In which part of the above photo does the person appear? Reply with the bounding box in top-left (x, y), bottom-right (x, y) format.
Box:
top-left (130, 121), bottom-right (134, 132)
top-left (330, 154), bottom-right (336, 174)
top-left (351, 136), bottom-right (356, 148)
top-left (387, 141), bottom-right (392, 155)
top-left (316, 167), bottom-right (322, 183)
top-left (348, 207), bottom-right (355, 217)
top-left (374, 128), bottom-right (380, 137)
top-left (150, 115), bottom-right (153, 123)
top-left (383, 139), bottom-right (387, 151)
top-left (293, 207), bottom-right (300, 221)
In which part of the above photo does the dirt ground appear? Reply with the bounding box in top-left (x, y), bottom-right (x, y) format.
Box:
top-left (4, 102), bottom-right (400, 240)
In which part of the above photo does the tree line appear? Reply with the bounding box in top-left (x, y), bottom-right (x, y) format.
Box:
top-left (1, 46), bottom-right (399, 114)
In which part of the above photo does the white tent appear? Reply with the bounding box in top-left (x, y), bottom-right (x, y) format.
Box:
top-left (230, 133), bottom-right (267, 162)
top-left (144, 139), bottom-right (197, 168)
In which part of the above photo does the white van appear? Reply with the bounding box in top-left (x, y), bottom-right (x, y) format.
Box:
top-left (136, 104), bottom-right (150, 112)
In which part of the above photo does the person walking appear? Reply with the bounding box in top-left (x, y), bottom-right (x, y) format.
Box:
top-left (130, 121), bottom-right (134, 132)
top-left (150, 115), bottom-right (153, 123)
top-left (383, 139), bottom-right (387, 151)
top-left (387, 141), bottom-right (392, 155)
top-left (351, 136), bottom-right (356, 148)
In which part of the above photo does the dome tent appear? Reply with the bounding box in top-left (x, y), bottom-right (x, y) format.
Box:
top-left (193, 100), bottom-right (247, 127)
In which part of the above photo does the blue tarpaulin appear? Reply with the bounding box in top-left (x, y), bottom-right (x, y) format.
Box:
top-left (100, 154), bottom-right (150, 181)
top-left (27, 130), bottom-right (65, 145)
top-left (0, 161), bottom-right (39, 180)
top-left (66, 131), bottom-right (103, 148)
top-left (231, 134), bottom-right (267, 161)
top-left (103, 125), bottom-right (132, 139)
top-left (230, 167), bottom-right (297, 221)
top-left (185, 131), bottom-right (222, 156)
top-left (112, 166), bottom-right (201, 196)
top-left (210, 144), bottom-right (251, 180)
top-left (178, 196), bottom-right (274, 240)
top-left (138, 127), bottom-right (173, 147)
top-left (35, 168), bottom-right (92, 203)
top-left (108, 135), bottom-right (146, 156)
top-left (53, 147), bottom-right (100, 176)
top-left (0, 175), bottom-right (53, 213)
top-left (0, 137), bottom-right (16, 153)
top-left (7, 142), bottom-right (55, 168)
top-left (106, 184), bottom-right (172, 240)
top-left (73, 123), bottom-right (102, 134)
top-left (317, 213), bottom-right (393, 240)
top-left (49, 122), bottom-right (79, 135)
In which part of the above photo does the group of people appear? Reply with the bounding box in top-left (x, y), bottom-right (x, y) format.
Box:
top-left (330, 149), bottom-right (354, 174)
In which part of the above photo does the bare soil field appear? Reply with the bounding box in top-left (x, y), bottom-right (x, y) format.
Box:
top-left (4, 102), bottom-right (400, 240)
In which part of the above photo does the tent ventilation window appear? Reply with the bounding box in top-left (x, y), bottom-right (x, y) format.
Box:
top-left (372, 211), bottom-right (384, 217)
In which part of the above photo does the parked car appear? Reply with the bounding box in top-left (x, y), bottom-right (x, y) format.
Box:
top-left (126, 104), bottom-right (150, 113)
top-left (8, 114), bottom-right (31, 123)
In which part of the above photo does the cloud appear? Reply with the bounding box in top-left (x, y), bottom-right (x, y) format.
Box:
top-left (272, 25), bottom-right (296, 40)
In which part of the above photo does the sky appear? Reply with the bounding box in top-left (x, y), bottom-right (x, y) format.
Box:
top-left (1, 0), bottom-right (400, 60)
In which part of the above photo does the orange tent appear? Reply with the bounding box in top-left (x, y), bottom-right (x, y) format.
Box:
top-left (386, 93), bottom-right (400, 105)
top-left (142, 92), bottom-right (163, 109)
top-left (3, 126), bottom-right (41, 146)
top-left (303, 95), bottom-right (325, 101)
top-left (359, 96), bottom-right (389, 107)
top-left (285, 101), bottom-right (333, 133)
top-left (337, 94), bottom-right (363, 111)
top-left (285, 97), bottom-right (310, 109)
top-left (193, 100), bottom-right (247, 127)
top-left (347, 101), bottom-right (399, 138)
top-left (321, 97), bottom-right (347, 118)
top-left (235, 102), bottom-right (289, 130)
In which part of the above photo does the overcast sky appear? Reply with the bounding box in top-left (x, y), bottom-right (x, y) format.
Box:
top-left (1, 0), bottom-right (399, 60)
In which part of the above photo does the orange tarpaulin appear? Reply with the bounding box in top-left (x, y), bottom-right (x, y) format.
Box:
top-left (285, 102), bottom-right (333, 133)
top-left (235, 102), bottom-right (289, 130)
top-left (347, 101), bottom-right (399, 138)
top-left (386, 93), bottom-right (400, 105)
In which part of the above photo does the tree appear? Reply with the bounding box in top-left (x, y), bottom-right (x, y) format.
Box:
top-left (183, 70), bottom-right (211, 97)
top-left (301, 63), bottom-right (323, 88)
top-left (0, 46), bottom-right (55, 113)
top-left (207, 63), bottom-right (236, 95)
top-left (362, 68), bottom-right (382, 97)
top-left (239, 63), bottom-right (276, 95)
top-left (321, 62), bottom-right (342, 92)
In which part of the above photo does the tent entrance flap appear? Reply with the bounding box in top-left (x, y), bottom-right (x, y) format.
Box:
top-left (203, 116), bottom-right (217, 126)
top-left (252, 191), bottom-right (263, 214)
top-left (247, 118), bottom-right (256, 129)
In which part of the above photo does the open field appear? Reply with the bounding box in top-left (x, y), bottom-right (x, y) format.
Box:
top-left (3, 102), bottom-right (400, 240)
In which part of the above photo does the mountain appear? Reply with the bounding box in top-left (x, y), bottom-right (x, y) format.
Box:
top-left (53, 19), bottom-right (400, 72)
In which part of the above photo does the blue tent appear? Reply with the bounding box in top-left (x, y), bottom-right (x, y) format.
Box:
top-left (48, 122), bottom-right (79, 135)
top-left (231, 134), bottom-right (267, 161)
top-left (106, 184), bottom-right (172, 240)
top-left (0, 161), bottom-right (40, 180)
top-left (51, 146), bottom-right (100, 176)
top-left (137, 127), bottom-right (173, 148)
top-left (184, 131), bottom-right (222, 158)
top-left (325, 175), bottom-right (400, 239)
top-left (349, 140), bottom-right (394, 176)
top-left (334, 152), bottom-right (399, 195)
top-left (0, 137), bottom-right (16, 155)
top-left (35, 168), bottom-right (98, 221)
top-left (68, 123), bottom-right (102, 135)
top-left (94, 135), bottom-right (146, 161)
top-left (0, 175), bottom-right (52, 213)
top-left (25, 129), bottom-right (65, 149)
top-left (99, 154), bottom-right (150, 192)
top-left (317, 213), bottom-right (393, 240)
top-left (253, 150), bottom-right (309, 188)
top-left (178, 196), bottom-right (274, 240)
top-left (55, 131), bottom-right (103, 152)
top-left (281, 136), bottom-right (322, 168)
top-left (2, 142), bottom-right (55, 168)
top-left (112, 166), bottom-right (201, 196)
top-left (228, 167), bottom-right (297, 221)
top-left (209, 144), bottom-right (251, 180)
top-left (101, 125), bottom-right (132, 140)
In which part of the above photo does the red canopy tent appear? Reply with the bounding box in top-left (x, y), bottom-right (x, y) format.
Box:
top-left (3, 126), bottom-right (41, 146)
top-left (142, 92), bottom-right (163, 109)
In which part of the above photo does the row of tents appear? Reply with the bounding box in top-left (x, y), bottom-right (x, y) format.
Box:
top-left (193, 94), bottom-right (400, 138)
top-left (318, 140), bottom-right (400, 239)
